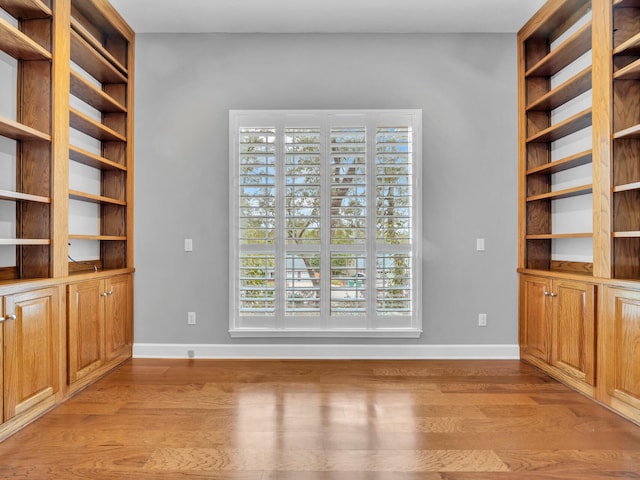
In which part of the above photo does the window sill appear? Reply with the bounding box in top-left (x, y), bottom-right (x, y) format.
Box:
top-left (229, 329), bottom-right (423, 338)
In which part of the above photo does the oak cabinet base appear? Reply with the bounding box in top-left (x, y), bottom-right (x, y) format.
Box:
top-left (599, 287), bottom-right (640, 425)
top-left (67, 274), bottom-right (132, 394)
top-left (519, 274), bottom-right (596, 397)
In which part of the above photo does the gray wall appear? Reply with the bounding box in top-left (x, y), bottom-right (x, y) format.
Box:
top-left (133, 33), bottom-right (518, 346)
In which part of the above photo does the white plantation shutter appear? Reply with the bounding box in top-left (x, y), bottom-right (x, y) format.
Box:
top-left (230, 110), bottom-right (422, 337)
top-left (375, 127), bottom-right (414, 317)
top-left (239, 128), bottom-right (276, 245)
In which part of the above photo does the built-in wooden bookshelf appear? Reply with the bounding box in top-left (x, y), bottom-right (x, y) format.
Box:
top-left (519, 0), bottom-right (594, 274)
top-left (67, 0), bottom-right (133, 273)
top-left (0, 0), bottom-right (134, 442)
top-left (520, 0), bottom-right (640, 427)
top-left (0, 0), bottom-right (134, 279)
top-left (612, 0), bottom-right (640, 279)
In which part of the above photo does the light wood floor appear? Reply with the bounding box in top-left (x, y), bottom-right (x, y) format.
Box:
top-left (1, 359), bottom-right (640, 479)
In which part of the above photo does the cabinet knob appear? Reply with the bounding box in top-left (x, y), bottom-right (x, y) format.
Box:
top-left (101, 290), bottom-right (114, 297)
top-left (543, 291), bottom-right (550, 296)
top-left (0, 314), bottom-right (16, 322)
top-left (549, 292), bottom-right (557, 297)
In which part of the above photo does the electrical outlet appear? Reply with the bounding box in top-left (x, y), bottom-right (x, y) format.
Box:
top-left (187, 311), bottom-right (196, 325)
top-left (478, 313), bottom-right (487, 327)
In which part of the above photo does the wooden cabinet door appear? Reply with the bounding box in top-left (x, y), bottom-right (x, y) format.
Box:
top-left (104, 275), bottom-right (132, 362)
top-left (520, 275), bottom-right (551, 362)
top-left (551, 280), bottom-right (596, 386)
top-left (3, 288), bottom-right (60, 421)
top-left (603, 287), bottom-right (640, 422)
top-left (67, 280), bottom-right (105, 384)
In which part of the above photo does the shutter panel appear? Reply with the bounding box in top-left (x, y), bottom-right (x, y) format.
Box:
top-left (376, 127), bottom-right (412, 245)
top-left (330, 127), bottom-right (367, 245)
top-left (239, 128), bottom-right (276, 244)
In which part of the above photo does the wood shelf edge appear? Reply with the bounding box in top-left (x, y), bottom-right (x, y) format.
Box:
top-left (68, 189), bottom-right (126, 206)
top-left (70, 18), bottom-right (128, 76)
top-left (69, 108), bottom-right (126, 142)
top-left (526, 108), bottom-right (592, 143)
top-left (525, 22), bottom-right (592, 78)
top-left (68, 235), bottom-right (127, 241)
top-left (70, 70), bottom-right (127, 114)
top-left (69, 145), bottom-right (127, 171)
top-left (613, 231), bottom-right (640, 238)
top-left (526, 149), bottom-right (592, 175)
top-left (613, 31), bottom-right (640, 56)
top-left (613, 58), bottom-right (640, 80)
top-left (2, 0), bottom-right (52, 19)
top-left (526, 183), bottom-right (593, 202)
top-left (0, 16), bottom-right (52, 60)
top-left (70, 29), bottom-right (127, 84)
top-left (526, 67), bottom-right (592, 112)
top-left (0, 238), bottom-right (50, 245)
top-left (526, 233), bottom-right (593, 239)
top-left (613, 123), bottom-right (640, 139)
top-left (0, 115), bottom-right (51, 142)
top-left (613, 182), bottom-right (640, 193)
top-left (0, 189), bottom-right (50, 203)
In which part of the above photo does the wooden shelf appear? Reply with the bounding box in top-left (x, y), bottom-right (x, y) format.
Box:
top-left (69, 145), bottom-right (126, 171)
top-left (614, 31), bottom-right (640, 56)
top-left (613, 182), bottom-right (640, 193)
top-left (613, 231), bottom-right (640, 238)
top-left (526, 184), bottom-right (592, 202)
top-left (526, 67), bottom-right (591, 112)
top-left (613, 123), bottom-right (640, 140)
top-left (527, 150), bottom-right (592, 176)
top-left (1, 0), bottom-right (51, 19)
top-left (526, 233), bottom-right (592, 240)
top-left (526, 22), bottom-right (591, 78)
top-left (0, 115), bottom-right (50, 141)
top-left (527, 108), bottom-right (592, 143)
top-left (614, 58), bottom-right (640, 80)
top-left (69, 108), bottom-right (126, 142)
top-left (0, 189), bottom-right (50, 203)
top-left (72, 0), bottom-right (134, 43)
top-left (0, 16), bottom-right (51, 60)
top-left (525, 0), bottom-right (591, 39)
top-left (70, 18), bottom-right (127, 76)
top-left (69, 190), bottom-right (126, 206)
top-left (70, 29), bottom-right (127, 84)
top-left (70, 70), bottom-right (127, 113)
top-left (68, 234), bottom-right (126, 241)
top-left (614, 0), bottom-right (640, 7)
top-left (0, 238), bottom-right (50, 245)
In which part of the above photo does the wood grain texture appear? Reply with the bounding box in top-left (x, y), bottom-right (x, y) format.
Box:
top-left (551, 280), bottom-right (596, 386)
top-left (603, 287), bottom-right (640, 424)
top-left (2, 287), bottom-right (61, 421)
top-left (1, 358), bottom-right (640, 478)
top-left (67, 280), bottom-right (105, 385)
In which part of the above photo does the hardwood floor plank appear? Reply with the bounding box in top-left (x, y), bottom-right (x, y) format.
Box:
top-left (0, 359), bottom-right (639, 479)
top-left (144, 448), bottom-right (509, 473)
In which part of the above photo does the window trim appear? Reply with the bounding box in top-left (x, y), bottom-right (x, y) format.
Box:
top-left (229, 109), bottom-right (422, 338)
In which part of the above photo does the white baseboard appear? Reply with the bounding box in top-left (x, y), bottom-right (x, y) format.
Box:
top-left (133, 343), bottom-right (520, 360)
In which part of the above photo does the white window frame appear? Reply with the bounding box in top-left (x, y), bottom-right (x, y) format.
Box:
top-left (229, 109), bottom-right (422, 337)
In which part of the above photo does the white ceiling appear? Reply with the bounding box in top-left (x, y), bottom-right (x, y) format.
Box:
top-left (109, 0), bottom-right (546, 34)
